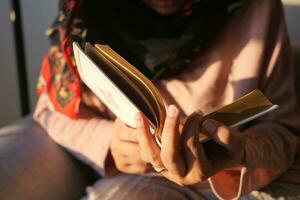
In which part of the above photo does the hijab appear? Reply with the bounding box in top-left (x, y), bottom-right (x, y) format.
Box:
top-left (37, 0), bottom-right (241, 118)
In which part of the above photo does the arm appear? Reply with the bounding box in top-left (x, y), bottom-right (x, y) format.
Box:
top-left (208, 0), bottom-right (300, 199)
top-left (34, 86), bottom-right (150, 176)
top-left (209, 24), bottom-right (300, 200)
top-left (34, 94), bottom-right (116, 176)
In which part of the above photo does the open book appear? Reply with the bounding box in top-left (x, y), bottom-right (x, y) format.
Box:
top-left (73, 42), bottom-right (278, 145)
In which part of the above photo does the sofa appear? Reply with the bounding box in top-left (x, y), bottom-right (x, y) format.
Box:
top-left (0, 117), bottom-right (99, 200)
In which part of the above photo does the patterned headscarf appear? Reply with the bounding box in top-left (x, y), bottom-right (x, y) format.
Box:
top-left (37, 0), bottom-right (239, 118)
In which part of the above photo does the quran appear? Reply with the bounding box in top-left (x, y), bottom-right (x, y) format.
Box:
top-left (73, 42), bottom-right (278, 145)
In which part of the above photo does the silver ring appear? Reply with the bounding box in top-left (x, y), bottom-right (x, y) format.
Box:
top-left (152, 165), bottom-right (167, 173)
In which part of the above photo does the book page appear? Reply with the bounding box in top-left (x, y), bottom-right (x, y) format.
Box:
top-left (199, 89), bottom-right (279, 142)
top-left (73, 42), bottom-right (141, 128)
top-left (203, 89), bottom-right (278, 128)
top-left (84, 43), bottom-right (157, 125)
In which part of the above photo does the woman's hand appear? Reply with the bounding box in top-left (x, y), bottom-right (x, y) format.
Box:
top-left (110, 118), bottom-right (151, 174)
top-left (135, 105), bottom-right (246, 186)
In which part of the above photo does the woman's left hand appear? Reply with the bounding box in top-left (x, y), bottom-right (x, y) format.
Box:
top-left (135, 105), bottom-right (246, 186)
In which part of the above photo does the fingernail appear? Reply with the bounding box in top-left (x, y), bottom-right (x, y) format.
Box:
top-left (167, 105), bottom-right (177, 118)
top-left (135, 113), bottom-right (142, 127)
top-left (203, 119), bottom-right (216, 133)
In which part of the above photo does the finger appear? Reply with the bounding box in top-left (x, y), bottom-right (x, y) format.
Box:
top-left (117, 141), bottom-right (141, 158)
top-left (114, 119), bottom-right (137, 143)
top-left (123, 163), bottom-right (151, 174)
top-left (117, 128), bottom-right (138, 143)
top-left (135, 112), bottom-right (164, 170)
top-left (182, 112), bottom-right (208, 171)
top-left (161, 105), bottom-right (185, 177)
top-left (120, 155), bottom-right (149, 169)
top-left (114, 157), bottom-right (148, 174)
top-left (202, 119), bottom-right (245, 152)
top-left (111, 142), bottom-right (147, 172)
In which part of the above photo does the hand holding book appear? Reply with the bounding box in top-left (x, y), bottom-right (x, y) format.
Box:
top-left (135, 105), bottom-right (246, 184)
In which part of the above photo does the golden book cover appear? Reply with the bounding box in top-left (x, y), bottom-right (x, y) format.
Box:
top-left (73, 42), bottom-right (278, 145)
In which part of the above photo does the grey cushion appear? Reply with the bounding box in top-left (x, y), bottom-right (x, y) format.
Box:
top-left (0, 117), bottom-right (98, 200)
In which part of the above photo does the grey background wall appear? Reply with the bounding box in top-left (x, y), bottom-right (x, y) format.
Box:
top-left (0, 0), bottom-right (299, 127)
top-left (0, 1), bottom-right (20, 127)
top-left (21, 0), bottom-right (57, 110)
top-left (0, 1), bottom-right (56, 127)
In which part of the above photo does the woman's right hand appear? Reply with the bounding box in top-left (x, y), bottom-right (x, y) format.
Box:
top-left (110, 118), bottom-right (152, 174)
top-left (135, 105), bottom-right (245, 186)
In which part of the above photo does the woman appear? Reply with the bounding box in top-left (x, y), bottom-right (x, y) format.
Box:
top-left (34, 0), bottom-right (300, 199)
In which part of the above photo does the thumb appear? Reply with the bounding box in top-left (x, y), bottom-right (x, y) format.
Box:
top-left (202, 119), bottom-right (245, 152)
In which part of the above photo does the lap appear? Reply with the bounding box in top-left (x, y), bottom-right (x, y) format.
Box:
top-left (82, 174), bottom-right (300, 200)
top-left (82, 173), bottom-right (206, 200)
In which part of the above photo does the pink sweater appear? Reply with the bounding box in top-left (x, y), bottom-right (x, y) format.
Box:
top-left (34, 0), bottom-right (300, 199)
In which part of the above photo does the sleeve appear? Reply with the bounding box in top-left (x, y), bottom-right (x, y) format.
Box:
top-left (34, 94), bottom-right (117, 177)
top-left (207, 0), bottom-right (300, 199)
